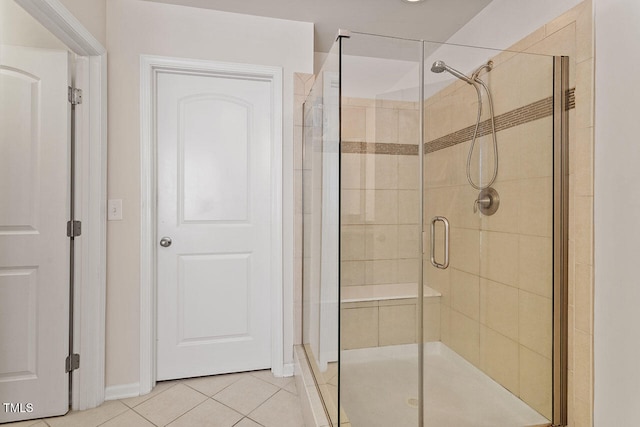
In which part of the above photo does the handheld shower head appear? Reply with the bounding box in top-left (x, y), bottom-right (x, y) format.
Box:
top-left (430, 60), bottom-right (447, 73)
top-left (430, 60), bottom-right (474, 85)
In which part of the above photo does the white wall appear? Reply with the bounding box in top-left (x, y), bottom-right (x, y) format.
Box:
top-left (0, 0), bottom-right (66, 49)
top-left (105, 0), bottom-right (313, 388)
top-left (593, 0), bottom-right (640, 424)
top-left (0, 0), bottom-right (105, 50)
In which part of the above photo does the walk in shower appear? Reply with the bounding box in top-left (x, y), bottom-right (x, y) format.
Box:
top-left (302, 31), bottom-right (568, 427)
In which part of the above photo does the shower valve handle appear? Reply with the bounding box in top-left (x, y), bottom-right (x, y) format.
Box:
top-left (473, 196), bottom-right (492, 213)
top-left (473, 188), bottom-right (500, 216)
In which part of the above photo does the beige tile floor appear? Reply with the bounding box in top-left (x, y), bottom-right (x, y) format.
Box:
top-left (5, 370), bottom-right (305, 427)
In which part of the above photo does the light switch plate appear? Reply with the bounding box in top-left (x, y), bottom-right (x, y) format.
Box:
top-left (108, 199), bottom-right (123, 221)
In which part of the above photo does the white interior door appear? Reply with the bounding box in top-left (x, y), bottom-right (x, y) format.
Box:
top-left (156, 67), bottom-right (274, 380)
top-left (0, 46), bottom-right (69, 422)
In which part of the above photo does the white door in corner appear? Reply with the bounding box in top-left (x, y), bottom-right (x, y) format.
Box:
top-left (0, 47), bottom-right (69, 422)
top-left (156, 66), bottom-right (276, 380)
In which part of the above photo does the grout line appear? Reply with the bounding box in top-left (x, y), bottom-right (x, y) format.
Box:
top-left (129, 384), bottom-right (208, 427)
top-left (209, 395), bottom-right (253, 418)
top-left (121, 380), bottom-right (180, 409)
top-left (130, 410), bottom-right (158, 427)
top-left (181, 373), bottom-right (245, 397)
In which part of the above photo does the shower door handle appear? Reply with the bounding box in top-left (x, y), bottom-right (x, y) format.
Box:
top-left (430, 216), bottom-right (450, 269)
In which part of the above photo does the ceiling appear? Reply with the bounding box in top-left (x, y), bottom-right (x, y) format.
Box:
top-left (144, 0), bottom-right (493, 53)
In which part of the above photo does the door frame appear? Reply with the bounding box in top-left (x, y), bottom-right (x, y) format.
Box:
top-left (139, 55), bottom-right (284, 395)
top-left (13, 0), bottom-right (108, 412)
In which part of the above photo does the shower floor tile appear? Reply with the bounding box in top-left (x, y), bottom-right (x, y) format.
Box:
top-left (341, 343), bottom-right (549, 427)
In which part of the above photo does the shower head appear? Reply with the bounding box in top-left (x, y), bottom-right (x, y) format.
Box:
top-left (430, 60), bottom-right (447, 73)
top-left (430, 60), bottom-right (475, 85)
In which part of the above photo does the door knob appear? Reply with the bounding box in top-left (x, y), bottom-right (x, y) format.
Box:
top-left (159, 237), bottom-right (172, 247)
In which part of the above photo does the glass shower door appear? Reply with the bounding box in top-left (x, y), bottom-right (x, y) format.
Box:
top-left (422, 42), bottom-right (556, 426)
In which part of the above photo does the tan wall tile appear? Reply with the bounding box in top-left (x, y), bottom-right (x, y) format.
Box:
top-left (449, 310), bottom-right (480, 366)
top-left (480, 231), bottom-right (519, 287)
top-left (450, 228), bottom-right (480, 275)
top-left (366, 154), bottom-right (398, 190)
top-left (520, 346), bottom-right (553, 420)
top-left (397, 258), bottom-right (420, 283)
top-left (424, 144), bottom-right (457, 188)
top-left (398, 190), bottom-right (420, 224)
top-left (425, 264), bottom-right (451, 307)
top-left (379, 304), bottom-right (416, 346)
top-left (440, 305), bottom-right (451, 346)
top-left (519, 291), bottom-right (553, 359)
top-left (519, 176), bottom-right (553, 237)
top-left (373, 108), bottom-right (399, 144)
top-left (573, 329), bottom-right (592, 404)
top-left (340, 225), bottom-right (366, 261)
top-left (397, 224), bottom-right (420, 259)
top-left (341, 153), bottom-right (363, 190)
top-left (575, 2), bottom-right (594, 63)
top-left (341, 261), bottom-right (365, 287)
top-left (574, 263), bottom-right (593, 334)
top-left (363, 259), bottom-right (398, 285)
top-left (364, 225), bottom-right (399, 260)
top-left (480, 278), bottom-right (519, 341)
top-left (518, 117), bottom-right (554, 179)
top-left (519, 235), bottom-right (553, 298)
top-left (574, 196), bottom-right (593, 265)
top-left (341, 106), bottom-right (366, 142)
top-left (341, 307), bottom-right (378, 349)
top-left (574, 126), bottom-right (594, 197)
top-left (480, 326), bottom-right (520, 395)
top-left (451, 269), bottom-right (480, 321)
top-left (399, 109), bottom-right (420, 145)
top-left (492, 126), bottom-right (521, 182)
top-left (341, 189), bottom-right (363, 225)
top-left (575, 58), bottom-right (594, 128)
top-left (365, 189), bottom-right (398, 224)
top-left (398, 155), bottom-right (419, 190)
top-left (423, 300), bottom-right (441, 342)
top-left (526, 22), bottom-right (577, 58)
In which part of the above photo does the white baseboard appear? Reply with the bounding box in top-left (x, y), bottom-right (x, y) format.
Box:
top-left (282, 362), bottom-right (295, 377)
top-left (104, 383), bottom-right (141, 401)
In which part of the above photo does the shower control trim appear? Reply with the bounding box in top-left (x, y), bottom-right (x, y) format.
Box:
top-left (474, 187), bottom-right (500, 216)
top-left (430, 216), bottom-right (450, 269)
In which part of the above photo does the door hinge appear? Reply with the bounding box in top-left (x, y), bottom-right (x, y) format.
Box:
top-left (65, 354), bottom-right (80, 372)
top-left (68, 86), bottom-right (83, 105)
top-left (67, 220), bottom-right (82, 237)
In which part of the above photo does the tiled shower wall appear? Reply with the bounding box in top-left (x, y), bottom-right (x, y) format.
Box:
top-left (340, 99), bottom-right (421, 292)
top-left (339, 98), bottom-right (431, 350)
top-left (497, 3), bottom-right (594, 425)
top-left (423, 53), bottom-right (556, 419)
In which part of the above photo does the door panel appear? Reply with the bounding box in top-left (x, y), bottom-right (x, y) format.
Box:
top-left (0, 47), bottom-right (69, 423)
top-left (178, 253), bottom-right (250, 342)
top-left (180, 96), bottom-right (249, 222)
top-left (156, 69), bottom-right (273, 381)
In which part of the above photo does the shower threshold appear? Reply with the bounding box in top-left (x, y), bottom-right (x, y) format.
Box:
top-left (340, 343), bottom-right (549, 427)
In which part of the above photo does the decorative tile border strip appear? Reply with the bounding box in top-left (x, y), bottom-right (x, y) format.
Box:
top-left (340, 88), bottom-right (575, 155)
top-left (341, 141), bottom-right (418, 155)
top-left (425, 88), bottom-right (575, 153)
